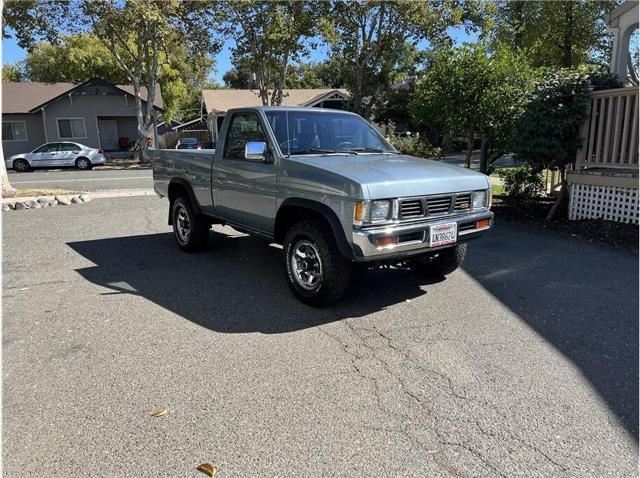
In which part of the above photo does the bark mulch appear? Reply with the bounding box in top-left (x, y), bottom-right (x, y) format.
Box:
top-left (492, 196), bottom-right (638, 253)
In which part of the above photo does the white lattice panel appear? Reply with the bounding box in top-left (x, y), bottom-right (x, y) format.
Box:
top-left (569, 183), bottom-right (639, 224)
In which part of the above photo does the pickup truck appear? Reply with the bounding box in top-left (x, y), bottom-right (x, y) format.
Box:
top-left (152, 107), bottom-right (493, 306)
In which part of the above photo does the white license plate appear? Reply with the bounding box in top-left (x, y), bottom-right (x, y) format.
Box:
top-left (429, 222), bottom-right (457, 247)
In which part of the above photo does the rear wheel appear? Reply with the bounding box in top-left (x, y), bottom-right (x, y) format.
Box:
top-left (75, 157), bottom-right (92, 170)
top-left (284, 220), bottom-right (351, 306)
top-left (414, 243), bottom-right (468, 276)
top-left (13, 159), bottom-right (30, 172)
top-left (171, 196), bottom-right (209, 252)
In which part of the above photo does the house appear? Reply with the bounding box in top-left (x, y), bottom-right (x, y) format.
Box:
top-left (157, 119), bottom-right (182, 135)
top-left (2, 78), bottom-right (164, 157)
top-left (569, 0), bottom-right (639, 224)
top-left (201, 88), bottom-right (350, 141)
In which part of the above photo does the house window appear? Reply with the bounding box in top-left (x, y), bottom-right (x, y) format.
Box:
top-left (2, 121), bottom-right (27, 141)
top-left (57, 118), bottom-right (86, 139)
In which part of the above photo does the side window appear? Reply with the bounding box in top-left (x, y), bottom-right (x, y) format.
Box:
top-left (59, 143), bottom-right (79, 152)
top-left (224, 113), bottom-right (267, 160)
top-left (34, 143), bottom-right (59, 153)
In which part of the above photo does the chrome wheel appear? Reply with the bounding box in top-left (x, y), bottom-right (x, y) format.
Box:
top-left (175, 206), bottom-right (191, 243)
top-left (76, 158), bottom-right (91, 170)
top-left (13, 159), bottom-right (29, 172)
top-left (291, 240), bottom-right (323, 290)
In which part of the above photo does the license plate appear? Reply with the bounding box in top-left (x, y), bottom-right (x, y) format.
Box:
top-left (430, 222), bottom-right (457, 247)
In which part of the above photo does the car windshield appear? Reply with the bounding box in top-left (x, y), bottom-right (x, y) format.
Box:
top-left (265, 110), bottom-right (396, 156)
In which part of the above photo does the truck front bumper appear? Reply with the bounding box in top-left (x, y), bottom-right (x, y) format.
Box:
top-left (351, 210), bottom-right (494, 262)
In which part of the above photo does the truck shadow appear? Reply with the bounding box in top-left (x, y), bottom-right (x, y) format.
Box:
top-left (67, 230), bottom-right (439, 335)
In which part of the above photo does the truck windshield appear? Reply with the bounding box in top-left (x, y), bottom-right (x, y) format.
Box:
top-left (265, 110), bottom-right (396, 156)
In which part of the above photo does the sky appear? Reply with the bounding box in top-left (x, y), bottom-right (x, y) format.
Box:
top-left (2, 26), bottom-right (478, 84)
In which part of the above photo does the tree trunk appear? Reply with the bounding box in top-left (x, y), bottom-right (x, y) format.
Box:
top-left (1, 144), bottom-right (15, 196)
top-left (546, 168), bottom-right (566, 221)
top-left (561, 1), bottom-right (574, 68)
top-left (479, 135), bottom-right (489, 174)
top-left (465, 126), bottom-right (474, 168)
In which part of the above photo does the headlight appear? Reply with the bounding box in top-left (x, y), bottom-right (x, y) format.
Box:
top-left (371, 200), bottom-right (391, 221)
top-left (473, 190), bottom-right (488, 209)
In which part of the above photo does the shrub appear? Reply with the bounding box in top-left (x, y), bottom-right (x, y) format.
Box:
top-left (497, 166), bottom-right (545, 204)
top-left (386, 122), bottom-right (441, 159)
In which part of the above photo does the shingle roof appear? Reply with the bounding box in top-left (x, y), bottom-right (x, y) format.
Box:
top-left (2, 81), bottom-right (163, 113)
top-left (202, 88), bottom-right (349, 113)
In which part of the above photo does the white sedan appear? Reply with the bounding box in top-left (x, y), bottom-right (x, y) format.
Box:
top-left (5, 142), bottom-right (107, 172)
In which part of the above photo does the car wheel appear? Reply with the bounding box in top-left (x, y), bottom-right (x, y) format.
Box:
top-left (13, 159), bottom-right (30, 172)
top-left (415, 243), bottom-right (468, 277)
top-left (171, 196), bottom-right (209, 252)
top-left (75, 157), bottom-right (92, 170)
top-left (284, 219), bottom-right (351, 307)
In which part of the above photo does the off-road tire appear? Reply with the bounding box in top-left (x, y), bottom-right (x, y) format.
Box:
top-left (416, 243), bottom-right (467, 277)
top-left (284, 219), bottom-right (351, 307)
top-left (171, 196), bottom-right (209, 252)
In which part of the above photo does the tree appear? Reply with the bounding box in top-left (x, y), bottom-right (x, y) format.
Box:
top-left (321, 0), bottom-right (461, 118)
top-left (223, 67), bottom-right (252, 89)
top-left (482, 1), bottom-right (618, 69)
top-left (2, 62), bottom-right (23, 82)
top-left (1, 1), bottom-right (68, 194)
top-left (24, 34), bottom-right (129, 84)
top-left (77, 0), bottom-right (220, 159)
top-left (411, 44), bottom-right (534, 171)
top-left (2, 0), bottom-right (68, 51)
top-left (221, 1), bottom-right (319, 105)
top-left (512, 70), bottom-right (591, 219)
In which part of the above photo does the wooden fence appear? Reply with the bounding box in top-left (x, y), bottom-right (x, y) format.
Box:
top-left (158, 130), bottom-right (211, 149)
top-left (575, 86), bottom-right (639, 170)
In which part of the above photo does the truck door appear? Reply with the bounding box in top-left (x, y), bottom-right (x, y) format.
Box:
top-left (215, 111), bottom-right (277, 234)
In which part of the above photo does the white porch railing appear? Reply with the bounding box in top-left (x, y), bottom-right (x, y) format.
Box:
top-left (575, 86), bottom-right (639, 170)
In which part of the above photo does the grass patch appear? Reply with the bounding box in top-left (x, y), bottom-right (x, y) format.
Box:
top-left (3, 188), bottom-right (77, 199)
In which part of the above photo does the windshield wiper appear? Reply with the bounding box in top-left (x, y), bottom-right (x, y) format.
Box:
top-left (289, 148), bottom-right (341, 155)
top-left (346, 147), bottom-right (398, 154)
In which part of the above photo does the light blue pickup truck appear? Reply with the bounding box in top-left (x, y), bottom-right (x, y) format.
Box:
top-left (152, 107), bottom-right (493, 306)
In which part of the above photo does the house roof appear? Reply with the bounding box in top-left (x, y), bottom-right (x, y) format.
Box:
top-left (2, 80), bottom-right (164, 114)
top-left (202, 88), bottom-right (349, 114)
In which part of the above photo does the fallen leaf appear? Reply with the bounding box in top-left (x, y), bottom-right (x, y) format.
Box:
top-left (150, 409), bottom-right (169, 418)
top-left (196, 463), bottom-right (217, 477)
top-left (19, 287), bottom-right (28, 291)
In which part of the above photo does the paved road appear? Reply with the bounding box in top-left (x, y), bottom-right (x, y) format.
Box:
top-left (3, 197), bottom-right (638, 477)
top-left (6, 152), bottom-right (521, 194)
top-left (7, 168), bottom-right (152, 192)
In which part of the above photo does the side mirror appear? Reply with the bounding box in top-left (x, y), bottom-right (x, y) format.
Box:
top-left (244, 141), bottom-right (267, 161)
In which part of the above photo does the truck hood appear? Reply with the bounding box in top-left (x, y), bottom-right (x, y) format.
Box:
top-left (288, 153), bottom-right (490, 199)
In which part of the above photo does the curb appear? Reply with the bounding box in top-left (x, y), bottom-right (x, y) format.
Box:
top-left (3, 188), bottom-right (156, 211)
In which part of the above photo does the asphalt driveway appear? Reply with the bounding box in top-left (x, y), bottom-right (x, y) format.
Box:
top-left (3, 196), bottom-right (638, 477)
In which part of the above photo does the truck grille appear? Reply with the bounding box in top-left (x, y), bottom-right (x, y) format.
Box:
top-left (454, 193), bottom-right (472, 211)
top-left (425, 196), bottom-right (452, 215)
top-left (399, 199), bottom-right (424, 218)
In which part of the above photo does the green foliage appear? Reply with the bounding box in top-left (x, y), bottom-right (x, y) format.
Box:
top-left (512, 70), bottom-right (591, 172)
top-left (497, 166), bottom-right (545, 204)
top-left (322, 0), bottom-right (462, 117)
top-left (222, 1), bottom-right (319, 105)
top-left (480, 0), bottom-right (618, 68)
top-left (23, 34), bottom-right (129, 84)
top-left (386, 123), bottom-right (441, 159)
top-left (2, 0), bottom-right (68, 51)
top-left (411, 43), bottom-right (535, 165)
top-left (2, 62), bottom-right (24, 82)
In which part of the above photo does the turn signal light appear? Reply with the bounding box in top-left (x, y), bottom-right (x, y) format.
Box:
top-left (376, 236), bottom-right (398, 247)
top-left (476, 219), bottom-right (491, 229)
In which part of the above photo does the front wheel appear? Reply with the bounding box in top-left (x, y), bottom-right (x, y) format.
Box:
top-left (171, 196), bottom-right (209, 252)
top-left (13, 159), bottom-right (30, 172)
top-left (415, 243), bottom-right (468, 276)
top-left (284, 220), bottom-right (352, 307)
